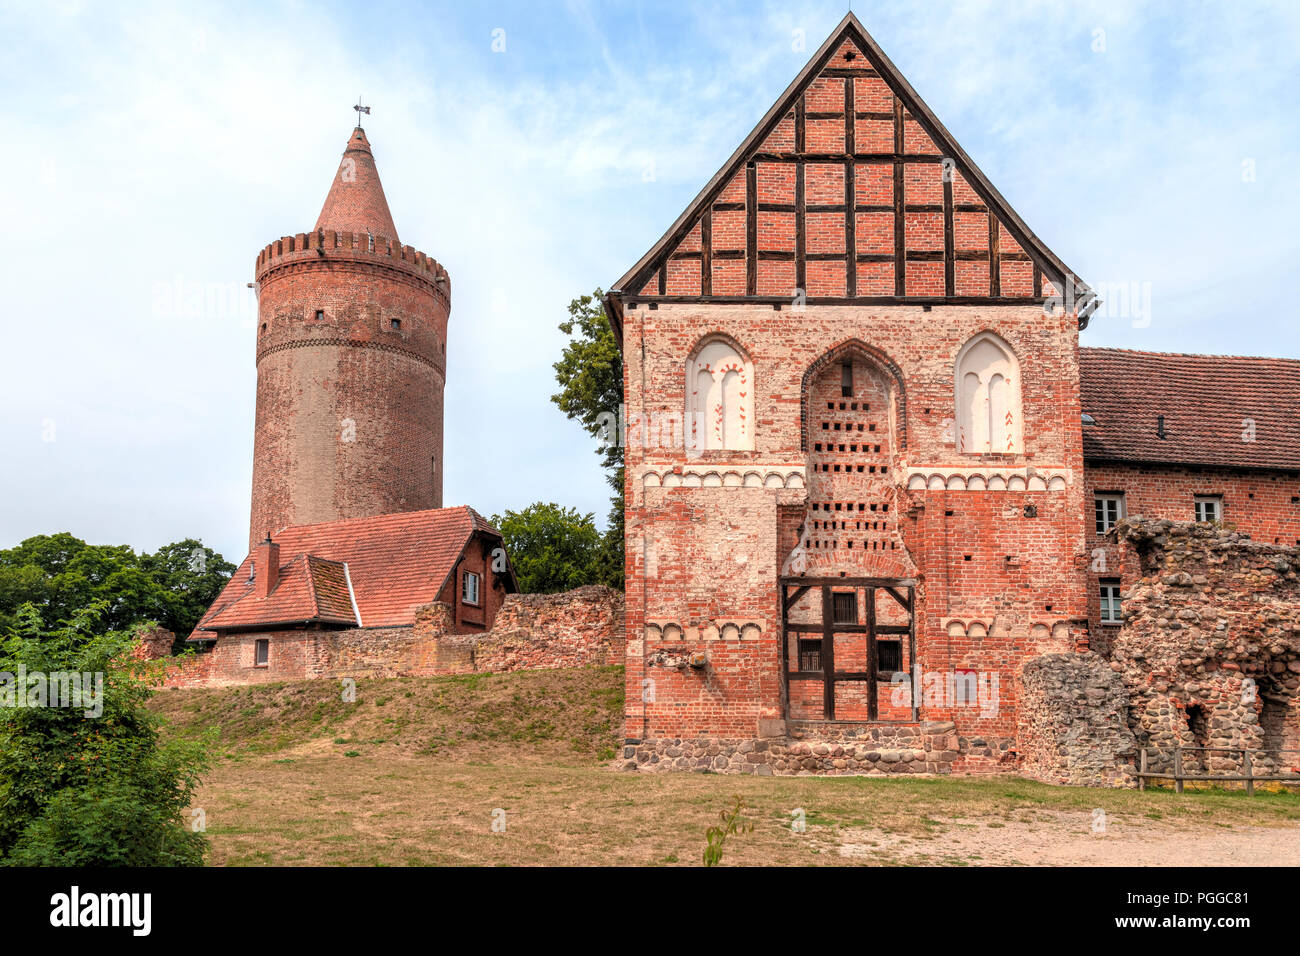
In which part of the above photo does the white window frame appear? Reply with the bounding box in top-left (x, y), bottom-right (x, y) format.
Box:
top-left (254, 638), bottom-right (270, 666)
top-left (1194, 495), bottom-right (1222, 523)
top-left (462, 570), bottom-right (481, 607)
top-left (1099, 582), bottom-right (1123, 625)
top-left (1094, 493), bottom-right (1126, 534)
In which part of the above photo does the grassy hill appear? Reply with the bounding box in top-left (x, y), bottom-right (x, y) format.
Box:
top-left (151, 665), bottom-right (625, 762)
top-left (149, 665), bottom-right (1300, 866)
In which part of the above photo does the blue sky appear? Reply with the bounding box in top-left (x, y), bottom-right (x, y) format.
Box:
top-left (1, 0), bottom-right (1298, 564)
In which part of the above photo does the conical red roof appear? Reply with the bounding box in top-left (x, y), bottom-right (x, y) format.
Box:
top-left (315, 126), bottom-right (399, 241)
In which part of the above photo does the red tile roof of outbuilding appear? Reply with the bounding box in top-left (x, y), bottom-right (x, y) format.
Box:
top-left (192, 506), bottom-right (505, 639)
top-left (1079, 348), bottom-right (1300, 471)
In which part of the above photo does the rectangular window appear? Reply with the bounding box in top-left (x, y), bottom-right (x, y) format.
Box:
top-left (1099, 581), bottom-right (1122, 625)
top-left (831, 591), bottom-right (857, 625)
top-left (1094, 493), bottom-right (1125, 534)
top-left (462, 570), bottom-right (480, 606)
top-left (254, 638), bottom-right (269, 666)
top-left (798, 638), bottom-right (822, 672)
top-left (876, 639), bottom-right (902, 675)
top-left (840, 362), bottom-right (853, 398)
top-left (1194, 495), bottom-right (1222, 523)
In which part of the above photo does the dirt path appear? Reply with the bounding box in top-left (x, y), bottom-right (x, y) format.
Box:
top-left (833, 811), bottom-right (1300, 865)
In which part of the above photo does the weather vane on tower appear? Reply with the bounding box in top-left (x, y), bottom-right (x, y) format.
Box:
top-left (353, 95), bottom-right (370, 126)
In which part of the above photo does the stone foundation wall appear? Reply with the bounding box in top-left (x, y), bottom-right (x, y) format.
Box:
top-left (623, 721), bottom-right (967, 775)
top-left (1018, 652), bottom-right (1136, 786)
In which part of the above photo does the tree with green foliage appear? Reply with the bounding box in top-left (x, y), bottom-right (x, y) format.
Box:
top-left (0, 602), bottom-right (209, 865)
top-left (0, 533), bottom-right (235, 639)
top-left (492, 503), bottom-right (614, 594)
top-left (551, 289), bottom-right (624, 588)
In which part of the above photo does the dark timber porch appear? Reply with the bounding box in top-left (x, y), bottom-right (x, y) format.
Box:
top-left (779, 576), bottom-right (918, 723)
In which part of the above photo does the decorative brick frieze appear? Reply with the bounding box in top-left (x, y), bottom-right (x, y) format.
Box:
top-left (640, 467), bottom-right (806, 489)
top-left (905, 468), bottom-right (1071, 492)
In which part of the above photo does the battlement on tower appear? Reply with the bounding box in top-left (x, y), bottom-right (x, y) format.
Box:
top-left (255, 228), bottom-right (449, 296)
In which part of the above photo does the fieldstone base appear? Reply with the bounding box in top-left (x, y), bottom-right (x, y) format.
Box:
top-left (1018, 652), bottom-right (1137, 787)
top-left (622, 721), bottom-right (965, 775)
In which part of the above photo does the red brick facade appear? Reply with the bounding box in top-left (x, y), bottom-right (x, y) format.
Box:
top-left (605, 13), bottom-right (1300, 775)
top-left (609, 16), bottom-right (1094, 771)
top-left (248, 127), bottom-right (450, 548)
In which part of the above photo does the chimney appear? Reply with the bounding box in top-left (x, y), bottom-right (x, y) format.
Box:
top-left (253, 535), bottom-right (280, 598)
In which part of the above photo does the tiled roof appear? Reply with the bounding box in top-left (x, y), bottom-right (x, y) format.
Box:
top-left (1079, 348), bottom-right (1300, 471)
top-left (193, 506), bottom-right (504, 638)
top-left (194, 552), bottom-right (359, 634)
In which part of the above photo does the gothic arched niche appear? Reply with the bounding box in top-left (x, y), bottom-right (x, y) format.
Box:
top-left (787, 341), bottom-right (915, 579)
top-left (686, 335), bottom-right (754, 451)
top-left (955, 332), bottom-right (1022, 455)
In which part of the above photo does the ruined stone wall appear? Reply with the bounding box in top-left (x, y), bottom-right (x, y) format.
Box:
top-left (1017, 652), bottom-right (1136, 786)
top-left (408, 586), bottom-right (625, 676)
top-left (1082, 462), bottom-right (1300, 652)
top-left (1109, 519), bottom-right (1300, 777)
top-left (152, 586), bottom-right (624, 687)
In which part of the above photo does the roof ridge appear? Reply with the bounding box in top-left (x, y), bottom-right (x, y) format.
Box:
top-left (463, 505), bottom-right (502, 535)
top-left (1081, 346), bottom-right (1300, 364)
top-left (273, 505), bottom-right (473, 536)
top-left (299, 553), bottom-right (323, 620)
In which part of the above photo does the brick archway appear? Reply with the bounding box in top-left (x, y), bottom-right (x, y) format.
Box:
top-left (799, 340), bottom-right (907, 453)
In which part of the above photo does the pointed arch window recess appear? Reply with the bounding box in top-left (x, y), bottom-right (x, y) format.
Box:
top-left (687, 337), bottom-right (755, 451)
top-left (955, 333), bottom-right (1022, 454)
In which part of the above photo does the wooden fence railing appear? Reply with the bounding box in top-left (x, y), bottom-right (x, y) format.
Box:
top-left (1137, 746), bottom-right (1300, 794)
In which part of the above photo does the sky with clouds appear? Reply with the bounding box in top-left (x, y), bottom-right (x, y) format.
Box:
top-left (1, 0), bottom-right (1297, 564)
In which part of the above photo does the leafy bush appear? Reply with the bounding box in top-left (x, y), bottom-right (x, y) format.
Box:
top-left (493, 502), bottom-right (615, 593)
top-left (6, 779), bottom-right (206, 866)
top-left (0, 602), bottom-right (209, 866)
top-left (0, 532), bottom-right (235, 638)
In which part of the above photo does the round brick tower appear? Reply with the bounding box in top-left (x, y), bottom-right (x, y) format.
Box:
top-left (248, 126), bottom-right (450, 548)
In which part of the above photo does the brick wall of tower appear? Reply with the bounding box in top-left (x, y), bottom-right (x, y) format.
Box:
top-left (622, 302), bottom-right (1089, 766)
top-left (248, 230), bottom-right (450, 547)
